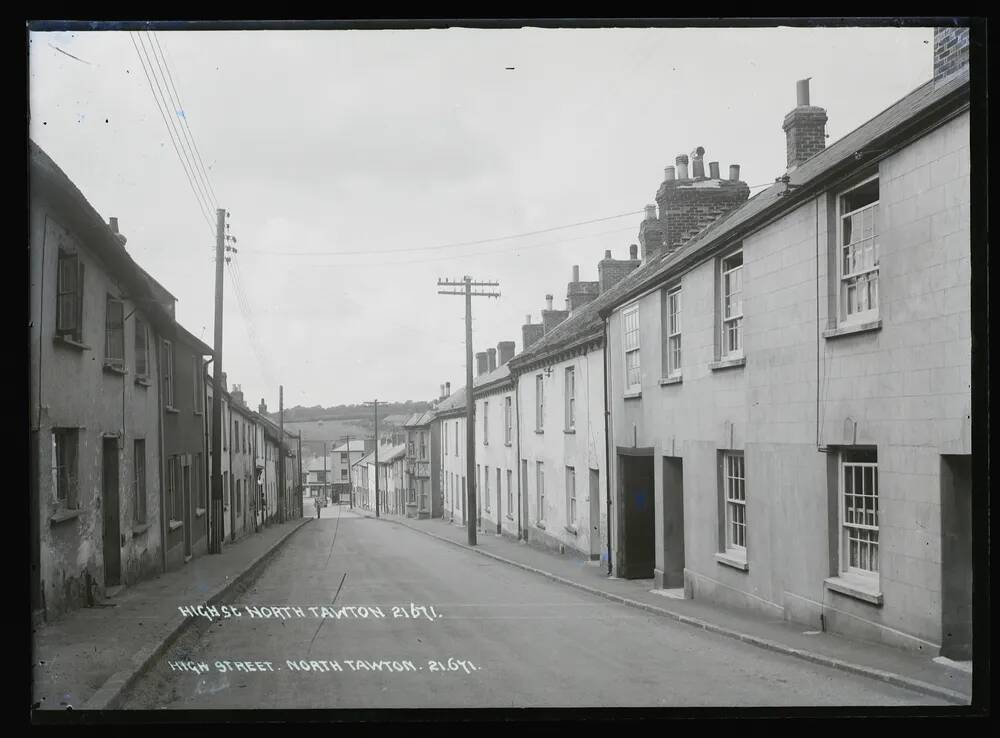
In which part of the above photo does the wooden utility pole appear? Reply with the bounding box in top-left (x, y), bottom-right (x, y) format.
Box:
top-left (437, 277), bottom-right (500, 546)
top-left (278, 385), bottom-right (284, 523)
top-left (364, 401), bottom-right (380, 518)
top-left (209, 208), bottom-right (229, 554)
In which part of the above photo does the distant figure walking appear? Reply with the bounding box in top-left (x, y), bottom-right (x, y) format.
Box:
top-left (314, 496), bottom-right (321, 519)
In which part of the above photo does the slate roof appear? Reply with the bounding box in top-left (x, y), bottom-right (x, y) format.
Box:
top-left (331, 440), bottom-right (367, 453)
top-left (510, 71), bottom-right (970, 370)
top-left (403, 411), bottom-right (436, 428)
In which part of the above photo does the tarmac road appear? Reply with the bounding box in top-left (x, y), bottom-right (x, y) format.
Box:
top-left (122, 507), bottom-right (948, 709)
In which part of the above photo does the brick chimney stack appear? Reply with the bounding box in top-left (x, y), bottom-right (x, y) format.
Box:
top-left (567, 264), bottom-right (599, 313)
top-left (259, 399), bottom-right (268, 414)
top-left (638, 203), bottom-right (666, 262)
top-left (487, 348), bottom-right (497, 372)
top-left (782, 78), bottom-right (828, 171)
top-left (598, 246), bottom-right (641, 293)
top-left (475, 351), bottom-right (489, 376)
top-left (933, 26), bottom-right (970, 85)
top-left (231, 384), bottom-right (244, 407)
top-left (541, 294), bottom-right (569, 334)
top-left (654, 147), bottom-right (751, 254)
top-left (497, 341), bottom-right (515, 366)
top-left (522, 315), bottom-right (544, 350)
top-left (445, 381), bottom-right (451, 397)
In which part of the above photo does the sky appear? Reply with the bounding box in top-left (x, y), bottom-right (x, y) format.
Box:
top-left (28, 24), bottom-right (934, 410)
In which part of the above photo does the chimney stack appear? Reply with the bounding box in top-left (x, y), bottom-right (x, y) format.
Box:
top-left (487, 348), bottom-right (497, 372)
top-left (522, 315), bottom-right (544, 350)
top-left (231, 384), bottom-right (245, 407)
top-left (598, 246), bottom-right (642, 293)
top-left (440, 383), bottom-right (446, 399)
top-left (476, 351), bottom-right (489, 376)
top-left (691, 146), bottom-right (706, 179)
top-left (664, 165), bottom-right (676, 182)
top-left (545, 294), bottom-right (554, 311)
top-left (709, 161), bottom-right (720, 179)
top-left (567, 264), bottom-right (599, 312)
top-left (629, 244), bottom-right (638, 260)
top-left (445, 381), bottom-right (451, 396)
top-left (497, 341), bottom-right (515, 366)
top-left (933, 26), bottom-right (970, 84)
top-left (259, 398), bottom-right (268, 414)
top-left (782, 78), bottom-right (828, 171)
top-left (572, 265), bottom-right (580, 282)
top-left (541, 294), bottom-right (569, 334)
top-left (639, 203), bottom-right (667, 262)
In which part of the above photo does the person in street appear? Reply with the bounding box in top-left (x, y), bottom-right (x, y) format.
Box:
top-left (314, 495), bottom-right (321, 519)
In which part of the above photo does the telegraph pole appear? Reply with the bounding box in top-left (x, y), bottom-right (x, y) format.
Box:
top-left (437, 276), bottom-right (500, 546)
top-left (209, 208), bottom-right (233, 555)
top-left (278, 385), bottom-right (284, 524)
top-left (370, 402), bottom-right (380, 518)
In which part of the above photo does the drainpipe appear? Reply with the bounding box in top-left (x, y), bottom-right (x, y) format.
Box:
top-left (603, 316), bottom-right (613, 575)
top-left (155, 334), bottom-right (167, 574)
top-left (515, 375), bottom-right (523, 540)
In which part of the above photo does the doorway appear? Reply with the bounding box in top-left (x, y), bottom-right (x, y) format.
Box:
top-left (661, 457), bottom-right (686, 587)
top-left (183, 460), bottom-right (192, 559)
top-left (589, 468), bottom-right (601, 560)
top-left (941, 454), bottom-right (972, 660)
top-left (102, 437), bottom-right (121, 587)
top-left (618, 450), bottom-right (655, 579)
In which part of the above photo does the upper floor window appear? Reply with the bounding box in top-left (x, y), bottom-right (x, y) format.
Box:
top-left (134, 317), bottom-right (149, 378)
top-left (455, 421), bottom-right (459, 456)
top-left (664, 285), bottom-right (682, 378)
top-left (535, 374), bottom-right (544, 431)
top-left (623, 305), bottom-right (641, 392)
top-left (504, 396), bottom-right (512, 444)
top-left (483, 401), bottom-right (489, 445)
top-left (104, 295), bottom-right (125, 370)
top-left (838, 177), bottom-right (880, 325)
top-left (56, 250), bottom-right (84, 342)
top-left (444, 422), bottom-right (448, 456)
top-left (419, 431), bottom-right (427, 460)
top-left (720, 251), bottom-right (743, 360)
top-left (565, 367), bottom-right (576, 430)
top-left (161, 340), bottom-right (175, 408)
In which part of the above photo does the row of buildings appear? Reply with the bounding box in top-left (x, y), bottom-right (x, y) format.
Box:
top-left (354, 29), bottom-right (974, 660)
top-left (29, 141), bottom-right (304, 623)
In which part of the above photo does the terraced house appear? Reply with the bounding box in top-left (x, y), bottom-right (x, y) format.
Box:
top-left (599, 28), bottom-right (972, 658)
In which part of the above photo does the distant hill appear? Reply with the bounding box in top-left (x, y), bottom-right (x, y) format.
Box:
top-left (268, 400), bottom-right (432, 424)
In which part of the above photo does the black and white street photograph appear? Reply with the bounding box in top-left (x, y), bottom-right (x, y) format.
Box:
top-left (27, 18), bottom-right (987, 720)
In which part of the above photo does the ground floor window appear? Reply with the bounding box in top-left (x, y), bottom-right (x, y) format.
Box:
top-left (566, 466), bottom-right (576, 525)
top-left (536, 461), bottom-right (545, 523)
top-left (840, 448), bottom-right (879, 582)
top-left (52, 428), bottom-right (80, 509)
top-left (721, 451), bottom-right (745, 557)
top-left (133, 439), bottom-right (146, 524)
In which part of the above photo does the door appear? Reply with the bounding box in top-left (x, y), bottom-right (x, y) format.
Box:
top-left (496, 467), bottom-right (502, 534)
top-left (183, 461), bottom-right (192, 558)
top-left (102, 437), bottom-right (121, 587)
top-left (589, 468), bottom-right (601, 560)
top-left (619, 453), bottom-right (655, 579)
top-left (941, 455), bottom-right (973, 660)
top-left (661, 457), bottom-right (686, 587)
top-left (521, 460), bottom-right (528, 534)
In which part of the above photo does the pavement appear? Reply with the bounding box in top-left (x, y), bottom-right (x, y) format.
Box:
top-left (31, 517), bottom-right (310, 712)
top-left (355, 508), bottom-right (973, 706)
top-left (118, 507), bottom-right (955, 709)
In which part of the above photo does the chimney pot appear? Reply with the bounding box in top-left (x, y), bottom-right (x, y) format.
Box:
top-left (709, 161), bottom-right (720, 179)
top-left (629, 244), bottom-right (638, 260)
top-left (691, 147), bottom-right (706, 178)
top-left (644, 204), bottom-right (657, 220)
top-left (109, 217), bottom-right (119, 233)
top-left (572, 265), bottom-right (580, 282)
top-left (525, 314), bottom-right (531, 324)
top-left (796, 78), bottom-right (811, 106)
top-left (729, 164), bottom-right (741, 181)
top-left (545, 294), bottom-right (553, 310)
top-left (446, 381), bottom-right (451, 396)
top-left (675, 154), bottom-right (689, 179)
top-left (604, 249), bottom-right (612, 259)
top-left (664, 165), bottom-right (676, 181)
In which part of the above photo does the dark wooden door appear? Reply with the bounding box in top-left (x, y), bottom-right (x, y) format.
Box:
top-left (620, 454), bottom-right (655, 579)
top-left (589, 468), bottom-right (601, 559)
top-left (102, 437), bottom-right (121, 587)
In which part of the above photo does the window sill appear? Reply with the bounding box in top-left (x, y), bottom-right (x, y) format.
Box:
top-left (659, 375), bottom-right (682, 386)
top-left (135, 376), bottom-right (152, 388)
top-left (623, 390), bottom-right (642, 400)
top-left (103, 363), bottom-right (127, 376)
top-left (535, 521), bottom-right (546, 531)
top-left (194, 410), bottom-right (204, 416)
top-left (132, 523), bottom-right (151, 537)
top-left (50, 509), bottom-right (81, 525)
top-left (824, 576), bottom-right (883, 606)
top-left (168, 520), bottom-right (184, 531)
top-left (823, 319), bottom-right (882, 340)
top-left (564, 525), bottom-right (578, 536)
top-left (165, 406), bottom-right (180, 414)
top-left (504, 442), bottom-right (513, 448)
top-left (709, 357), bottom-right (746, 372)
top-left (715, 551), bottom-right (749, 571)
top-left (534, 430), bottom-right (544, 435)
top-left (195, 507), bottom-right (206, 518)
top-left (564, 428), bottom-right (576, 435)
top-left (53, 336), bottom-right (91, 351)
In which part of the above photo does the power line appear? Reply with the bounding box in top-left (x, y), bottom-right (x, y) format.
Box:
top-left (129, 31), bottom-right (216, 238)
top-left (240, 209), bottom-right (645, 258)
